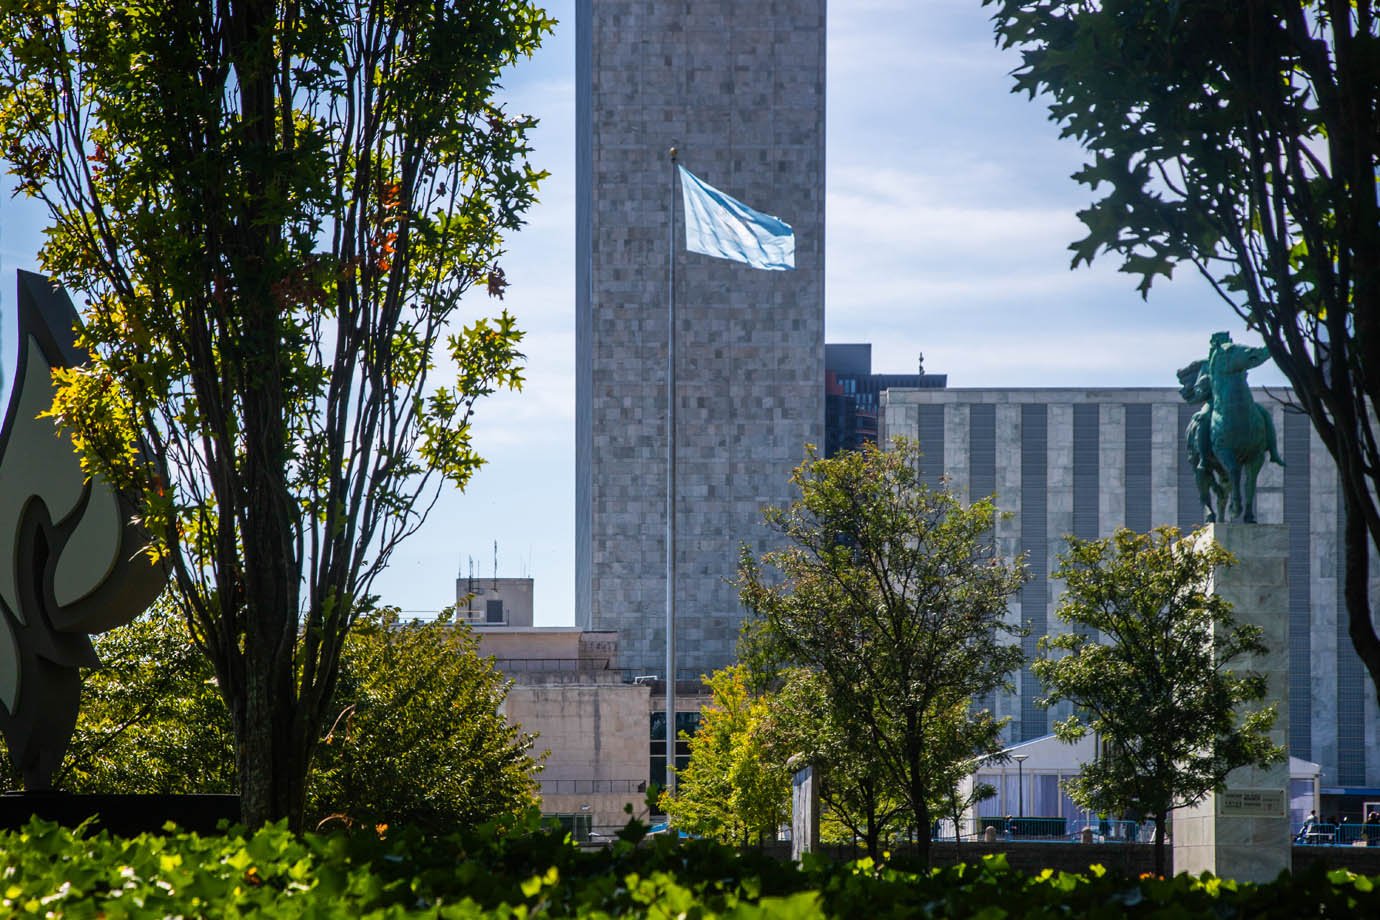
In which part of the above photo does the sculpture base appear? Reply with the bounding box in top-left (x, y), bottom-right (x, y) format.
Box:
top-left (0, 792), bottom-right (241, 836)
top-left (1173, 524), bottom-right (1290, 882)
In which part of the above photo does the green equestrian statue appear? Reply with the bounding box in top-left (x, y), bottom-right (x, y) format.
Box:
top-left (1177, 332), bottom-right (1283, 524)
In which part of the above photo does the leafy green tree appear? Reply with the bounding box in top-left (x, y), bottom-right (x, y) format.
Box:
top-left (755, 668), bottom-right (908, 859)
top-left (308, 609), bottom-right (541, 833)
top-left (738, 439), bottom-right (1025, 866)
top-left (985, 0), bottom-right (1380, 709)
top-left (0, 597), bottom-right (235, 794)
top-left (1, 603), bottom-right (539, 833)
top-left (0, 0), bottom-right (551, 827)
top-left (1034, 527), bottom-right (1284, 876)
top-left (659, 666), bottom-right (789, 845)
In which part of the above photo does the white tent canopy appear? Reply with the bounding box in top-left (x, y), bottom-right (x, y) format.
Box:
top-left (958, 734), bottom-right (1321, 831)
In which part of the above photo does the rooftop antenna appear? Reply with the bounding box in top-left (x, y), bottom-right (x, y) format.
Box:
top-left (493, 540), bottom-right (499, 588)
top-left (917, 352), bottom-right (925, 376)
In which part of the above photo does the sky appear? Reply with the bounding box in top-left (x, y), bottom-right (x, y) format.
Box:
top-left (0, 0), bottom-right (1285, 625)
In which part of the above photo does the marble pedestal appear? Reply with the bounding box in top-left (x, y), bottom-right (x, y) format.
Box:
top-left (1173, 524), bottom-right (1290, 881)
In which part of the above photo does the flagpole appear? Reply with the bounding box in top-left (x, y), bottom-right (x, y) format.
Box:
top-left (665, 145), bottom-right (678, 798)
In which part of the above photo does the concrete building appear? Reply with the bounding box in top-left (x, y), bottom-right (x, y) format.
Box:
top-left (474, 625), bottom-right (701, 836)
top-left (880, 386), bottom-right (1380, 800)
top-left (575, 0), bottom-right (828, 677)
top-left (456, 576), bottom-right (534, 627)
top-left (954, 734), bottom-right (1321, 837)
top-left (825, 343), bottom-right (946, 456)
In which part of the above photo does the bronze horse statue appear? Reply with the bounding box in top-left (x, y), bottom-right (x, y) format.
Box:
top-left (1177, 333), bottom-right (1283, 524)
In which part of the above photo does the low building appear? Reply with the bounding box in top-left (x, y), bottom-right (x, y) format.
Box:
top-left (473, 620), bottom-right (705, 840)
top-left (955, 734), bottom-right (1321, 839)
top-left (457, 575), bottom-right (534, 627)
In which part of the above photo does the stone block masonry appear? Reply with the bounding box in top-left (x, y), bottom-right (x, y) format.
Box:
top-left (575, 1), bottom-right (826, 676)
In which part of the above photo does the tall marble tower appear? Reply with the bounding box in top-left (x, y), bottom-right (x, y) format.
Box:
top-left (575, 1), bottom-right (827, 675)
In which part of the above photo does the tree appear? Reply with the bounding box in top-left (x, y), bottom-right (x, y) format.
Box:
top-left (1, 603), bottom-right (541, 832)
top-left (985, 0), bottom-right (1380, 712)
top-left (308, 609), bottom-right (541, 834)
top-left (0, 1), bottom-right (551, 827)
top-left (755, 668), bottom-right (909, 859)
top-left (738, 439), bottom-right (1026, 866)
top-left (1034, 527), bottom-right (1284, 876)
top-left (659, 666), bottom-right (788, 845)
top-left (0, 597), bottom-right (235, 795)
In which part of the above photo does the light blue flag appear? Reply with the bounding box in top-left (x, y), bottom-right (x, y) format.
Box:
top-left (678, 165), bottom-right (795, 271)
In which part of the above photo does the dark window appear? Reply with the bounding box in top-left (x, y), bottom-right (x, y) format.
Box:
top-left (648, 710), bottom-right (700, 813)
top-left (543, 813), bottom-right (592, 842)
top-left (486, 599), bottom-right (504, 623)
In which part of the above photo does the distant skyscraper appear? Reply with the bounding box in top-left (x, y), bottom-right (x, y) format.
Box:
top-left (825, 343), bottom-right (946, 456)
top-left (575, 1), bottom-right (827, 675)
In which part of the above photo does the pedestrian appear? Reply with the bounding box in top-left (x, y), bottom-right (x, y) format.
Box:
top-left (1296, 810), bottom-right (1318, 843)
top-left (1365, 810), bottom-right (1380, 845)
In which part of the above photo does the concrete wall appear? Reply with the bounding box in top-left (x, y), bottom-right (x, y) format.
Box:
top-left (456, 577), bottom-right (534, 626)
top-left (575, 0), bottom-right (827, 677)
top-left (474, 627), bottom-right (651, 832)
top-left (505, 680), bottom-right (652, 831)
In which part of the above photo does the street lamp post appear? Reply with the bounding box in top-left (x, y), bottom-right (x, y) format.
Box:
top-left (1013, 754), bottom-right (1030, 820)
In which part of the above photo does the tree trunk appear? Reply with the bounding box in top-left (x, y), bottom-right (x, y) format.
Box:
top-left (865, 789), bottom-right (882, 859)
top-left (1342, 490), bottom-right (1380, 715)
top-left (1152, 812), bottom-right (1167, 878)
top-left (911, 791), bottom-right (931, 867)
top-left (235, 645), bottom-right (309, 830)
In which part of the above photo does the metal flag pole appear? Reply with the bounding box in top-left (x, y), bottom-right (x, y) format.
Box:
top-left (665, 145), bottom-right (678, 797)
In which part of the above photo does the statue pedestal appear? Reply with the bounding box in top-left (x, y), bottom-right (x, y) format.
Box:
top-left (1173, 524), bottom-right (1290, 881)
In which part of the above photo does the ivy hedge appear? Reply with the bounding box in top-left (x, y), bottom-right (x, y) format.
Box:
top-left (1, 816), bottom-right (1378, 917)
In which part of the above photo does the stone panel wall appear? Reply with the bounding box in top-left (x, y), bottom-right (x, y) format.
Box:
top-left (880, 386), bottom-right (1378, 791)
top-left (576, 0), bottom-right (827, 676)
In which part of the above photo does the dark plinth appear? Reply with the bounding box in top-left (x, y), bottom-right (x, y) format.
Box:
top-left (0, 793), bottom-right (241, 836)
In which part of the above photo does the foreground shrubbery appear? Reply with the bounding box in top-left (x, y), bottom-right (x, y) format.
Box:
top-left (3, 817), bottom-right (1380, 918)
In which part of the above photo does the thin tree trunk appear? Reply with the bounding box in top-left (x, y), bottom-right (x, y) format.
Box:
top-left (865, 788), bottom-right (882, 859)
top-left (912, 791), bottom-right (931, 867)
top-left (1152, 812), bottom-right (1167, 878)
top-left (1342, 491), bottom-right (1380, 715)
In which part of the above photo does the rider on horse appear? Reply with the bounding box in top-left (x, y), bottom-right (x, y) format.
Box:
top-left (1177, 332), bottom-right (1283, 523)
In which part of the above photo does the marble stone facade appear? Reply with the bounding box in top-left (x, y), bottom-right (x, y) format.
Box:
top-left (880, 387), bottom-right (1380, 790)
top-left (1174, 525), bottom-right (1292, 882)
top-left (575, 1), bottom-right (827, 675)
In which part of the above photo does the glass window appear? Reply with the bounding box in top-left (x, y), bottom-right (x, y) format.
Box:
top-left (1001, 774), bottom-right (1019, 816)
top-left (543, 814), bottom-right (592, 843)
top-left (648, 711), bottom-right (700, 814)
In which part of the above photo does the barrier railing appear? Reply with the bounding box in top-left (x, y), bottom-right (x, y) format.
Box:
top-left (933, 817), bottom-right (1152, 844)
top-left (1293, 822), bottom-right (1380, 846)
top-left (538, 778), bottom-right (648, 795)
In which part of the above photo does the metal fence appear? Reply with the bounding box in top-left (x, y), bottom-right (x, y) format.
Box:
top-left (538, 778), bottom-right (647, 796)
top-left (933, 816), bottom-right (1152, 844)
top-left (1293, 822), bottom-right (1380, 846)
top-left (492, 658), bottom-right (612, 674)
